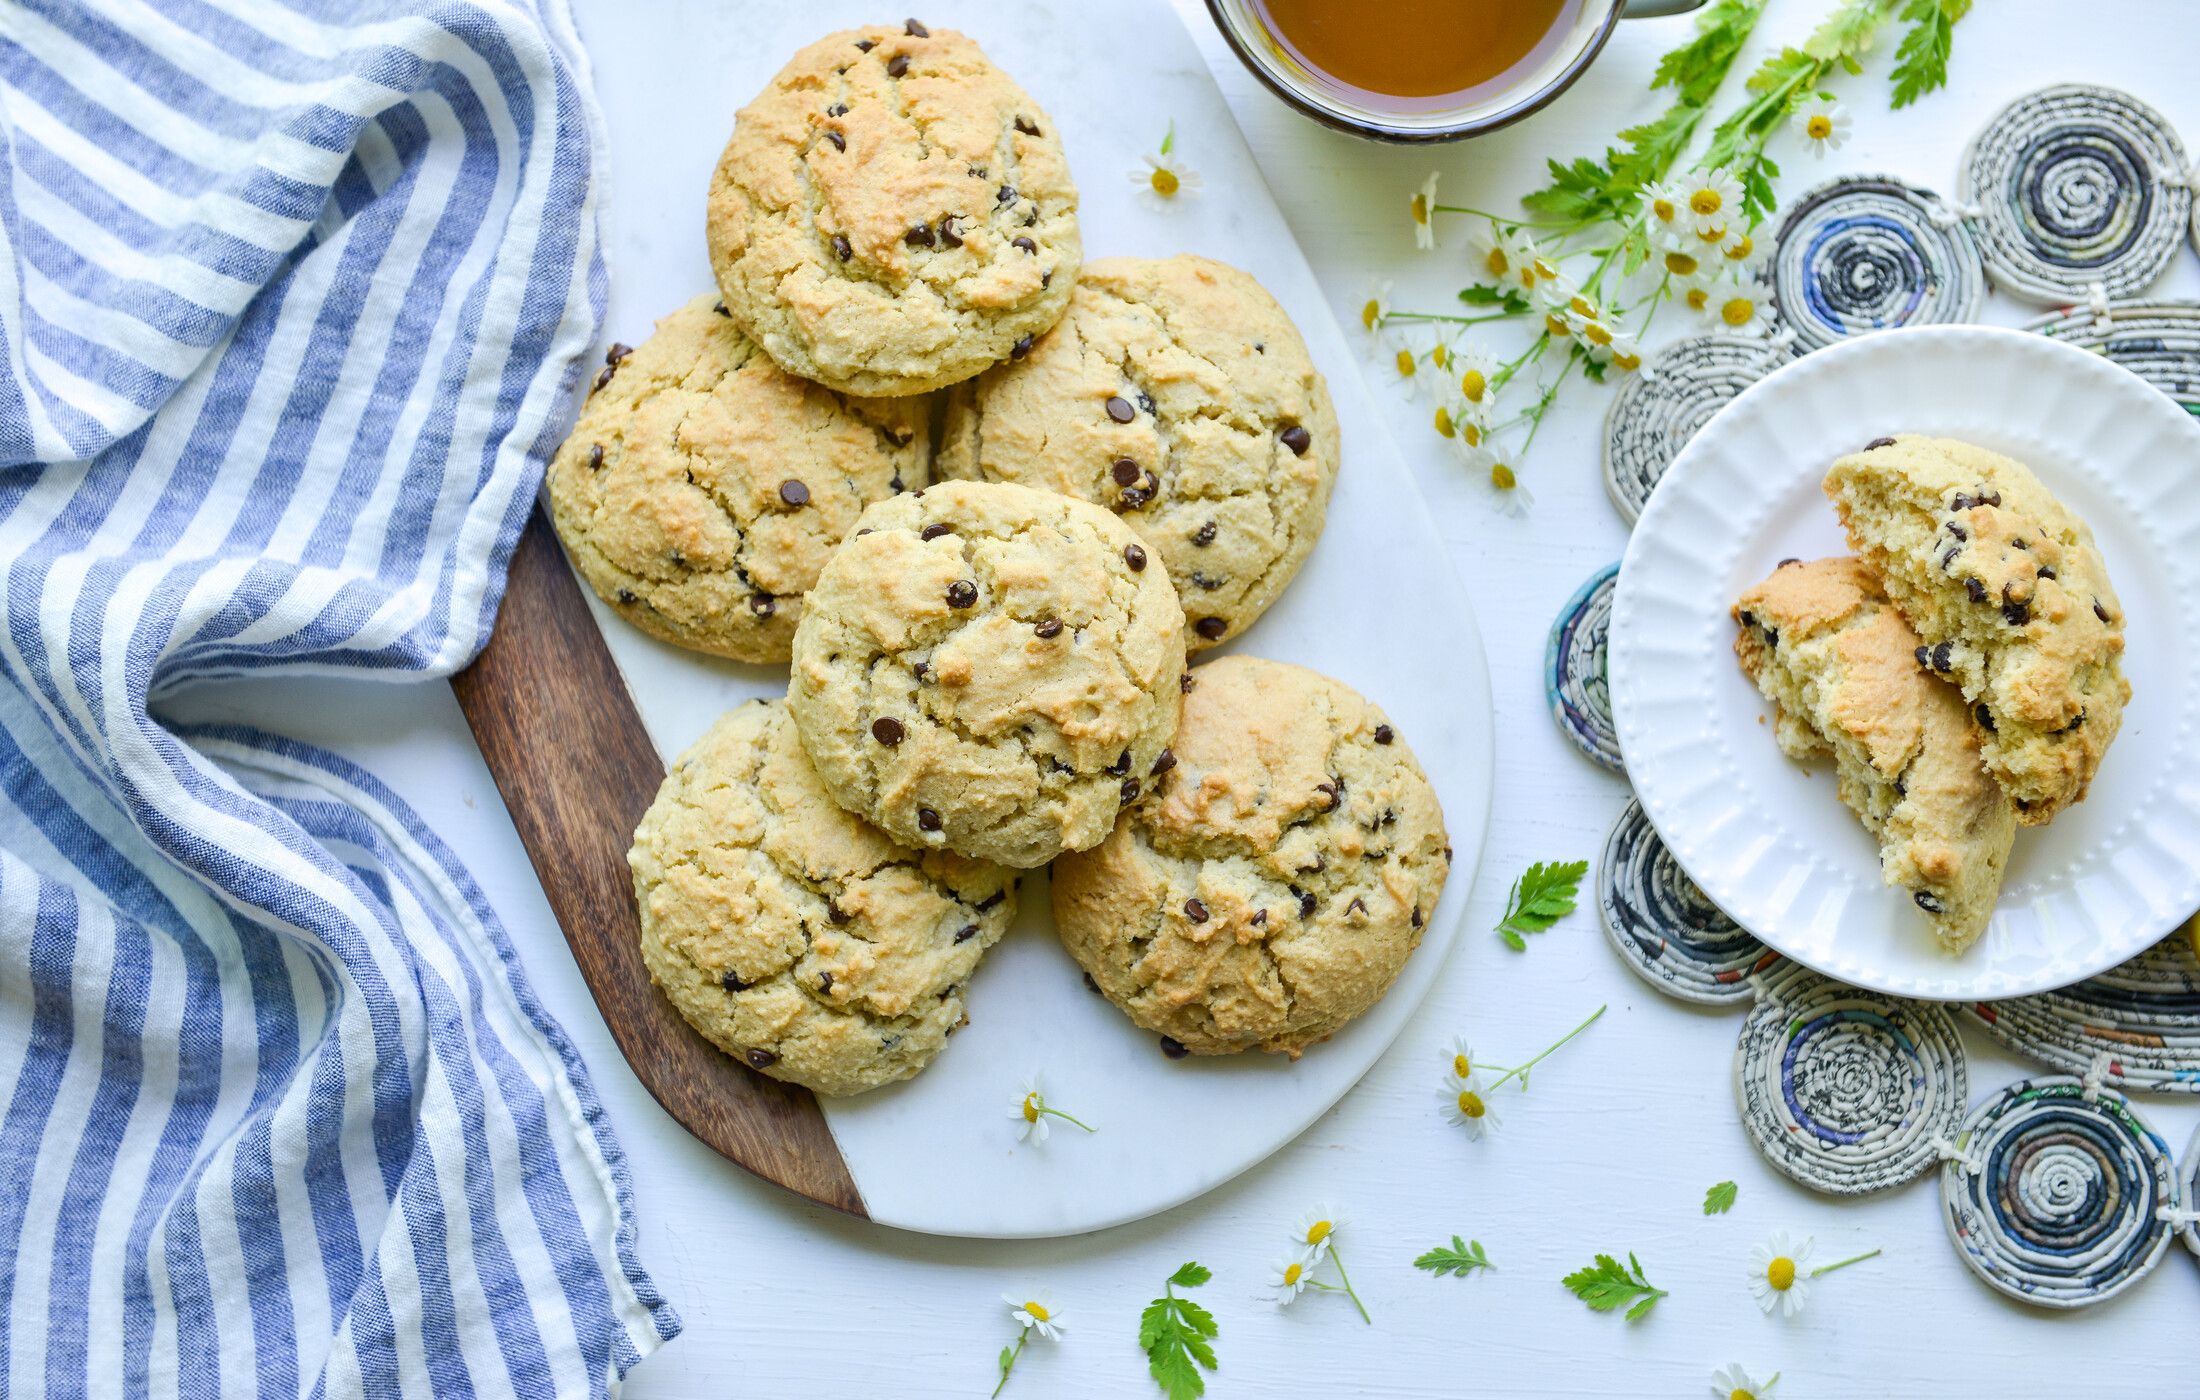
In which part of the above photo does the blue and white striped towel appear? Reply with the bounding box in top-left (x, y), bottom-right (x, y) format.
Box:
top-left (0, 0), bottom-right (678, 1393)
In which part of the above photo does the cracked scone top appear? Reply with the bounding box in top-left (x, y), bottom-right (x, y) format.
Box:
top-left (630, 700), bottom-right (1018, 1097)
top-left (546, 293), bottom-right (929, 663)
top-left (789, 479), bottom-right (1186, 868)
top-left (1052, 656), bottom-right (1449, 1057)
top-left (939, 255), bottom-right (1339, 651)
top-left (705, 22), bottom-right (1080, 397)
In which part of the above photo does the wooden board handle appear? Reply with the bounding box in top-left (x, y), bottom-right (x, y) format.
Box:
top-left (452, 508), bottom-right (866, 1219)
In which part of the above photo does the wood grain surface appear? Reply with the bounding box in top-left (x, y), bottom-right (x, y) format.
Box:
top-left (451, 508), bottom-right (866, 1219)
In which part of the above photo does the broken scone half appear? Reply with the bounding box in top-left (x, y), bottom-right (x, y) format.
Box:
top-left (1733, 556), bottom-right (2017, 953)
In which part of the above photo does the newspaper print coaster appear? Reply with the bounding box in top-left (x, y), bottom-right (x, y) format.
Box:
top-left (1545, 563), bottom-right (1622, 773)
top-left (1940, 1076), bottom-right (2180, 1308)
top-left (1602, 335), bottom-right (1788, 524)
top-left (1959, 84), bottom-right (2194, 305)
top-left (1768, 174), bottom-right (1986, 352)
top-left (2030, 299), bottom-right (2200, 417)
top-left (1734, 967), bottom-right (1966, 1196)
top-left (1598, 798), bottom-right (1781, 1006)
top-left (2181, 1122), bottom-right (2200, 1261)
top-left (1964, 918), bottom-right (2200, 1094)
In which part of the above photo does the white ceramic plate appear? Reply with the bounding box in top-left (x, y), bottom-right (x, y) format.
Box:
top-left (1611, 325), bottom-right (2200, 1002)
top-left (575, 0), bottom-right (1494, 1235)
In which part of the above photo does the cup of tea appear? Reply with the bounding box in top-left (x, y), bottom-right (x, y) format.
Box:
top-left (1205, 0), bottom-right (1705, 143)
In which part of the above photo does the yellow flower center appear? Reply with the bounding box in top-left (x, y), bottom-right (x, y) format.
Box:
top-left (1483, 247), bottom-right (1510, 278)
top-left (1457, 1089), bottom-right (1487, 1118)
top-left (1584, 321), bottom-right (1612, 347)
top-left (1411, 192), bottom-right (1429, 225)
top-left (1305, 1220), bottom-right (1333, 1246)
top-left (1690, 188), bottom-right (1723, 216)
top-left (1698, 223), bottom-right (1727, 246)
top-left (1452, 1053), bottom-right (1472, 1077)
top-left (1721, 296), bottom-right (1756, 328)
top-left (1490, 464), bottom-right (1516, 492)
top-left (1360, 298), bottom-right (1381, 331)
top-left (1459, 369), bottom-right (1487, 403)
top-left (1432, 344), bottom-right (1451, 369)
top-left (1395, 348), bottom-right (1416, 378)
top-left (1731, 1390), bottom-right (1756, 1400)
top-left (1151, 166), bottom-right (1180, 197)
top-left (1767, 1256), bottom-right (1796, 1291)
top-left (1613, 349), bottom-right (1642, 371)
top-left (1283, 1262), bottom-right (1304, 1286)
top-left (1461, 421), bottom-right (1482, 447)
top-left (1545, 313), bottom-right (1573, 338)
top-left (1651, 197), bottom-right (1676, 222)
top-left (1433, 406), bottom-right (1456, 438)
top-left (1025, 1301), bottom-right (1050, 1322)
top-left (1021, 1094), bottom-right (1041, 1123)
top-left (1685, 286), bottom-right (1710, 311)
top-left (1532, 256), bottom-right (1561, 282)
top-left (1568, 295), bottom-right (1594, 318)
top-left (1725, 235), bottom-right (1755, 260)
top-left (1807, 113), bottom-right (1834, 139)
top-left (1664, 250), bottom-right (1699, 277)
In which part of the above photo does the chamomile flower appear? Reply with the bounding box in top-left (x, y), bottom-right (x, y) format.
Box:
top-left (1495, 234), bottom-right (1559, 301)
top-left (1748, 1232), bottom-right (1815, 1317)
top-left (1466, 221), bottom-right (1519, 286)
top-left (1415, 340), bottom-right (1463, 402)
top-left (1528, 254), bottom-right (1575, 309)
top-left (1440, 1069), bottom-right (1502, 1136)
top-left (1578, 314), bottom-right (1620, 362)
top-left (1411, 171), bottom-right (1440, 250)
top-left (1356, 279), bottom-right (1393, 347)
top-left (1452, 347), bottom-right (1499, 413)
top-left (1442, 400), bottom-right (1491, 454)
top-left (1798, 96), bottom-right (1852, 157)
top-left (1658, 243), bottom-right (1707, 280)
top-left (1270, 1253), bottom-right (1315, 1304)
top-left (1003, 1294), bottom-right (1065, 1340)
top-left (1132, 121), bottom-right (1202, 206)
top-left (1484, 454), bottom-right (1532, 518)
top-left (1280, 1209), bottom-right (1371, 1321)
top-left (1010, 1074), bottom-right (1095, 1144)
top-left (1718, 228), bottom-right (1758, 266)
top-left (1711, 1364), bottom-right (1780, 1400)
top-left (1641, 180), bottom-right (1688, 242)
top-left (1605, 329), bottom-right (1644, 374)
top-left (1293, 1209), bottom-right (1344, 1260)
top-left (1704, 277), bottom-right (1772, 335)
top-left (1680, 276), bottom-right (1716, 317)
top-left (1680, 168), bottom-right (1744, 238)
top-left (1388, 341), bottom-right (1422, 393)
top-left (1445, 1038), bottom-right (1478, 1081)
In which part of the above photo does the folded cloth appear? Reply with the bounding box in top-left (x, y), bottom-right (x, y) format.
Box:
top-left (0, 0), bottom-right (678, 1393)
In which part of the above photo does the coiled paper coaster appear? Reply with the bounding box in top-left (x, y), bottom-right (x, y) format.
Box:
top-left (1940, 1076), bottom-right (2180, 1308)
top-left (2181, 1122), bottom-right (2200, 1261)
top-left (1602, 335), bottom-right (1788, 524)
top-left (1734, 967), bottom-right (1966, 1195)
top-left (2030, 299), bottom-right (2200, 416)
top-left (1959, 84), bottom-right (2194, 305)
top-left (1964, 918), bottom-right (2200, 1093)
top-left (1545, 563), bottom-right (1622, 773)
top-left (1768, 173), bottom-right (1986, 352)
top-left (1598, 798), bottom-right (1781, 1006)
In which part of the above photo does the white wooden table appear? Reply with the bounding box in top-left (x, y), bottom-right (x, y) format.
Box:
top-left (174, 1), bottom-right (2200, 1392)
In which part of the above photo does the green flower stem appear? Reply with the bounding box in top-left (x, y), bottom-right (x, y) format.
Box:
top-left (1810, 1248), bottom-right (1882, 1279)
top-left (1431, 203), bottom-right (1577, 230)
top-left (992, 1331), bottom-right (1026, 1398)
top-left (1485, 1005), bottom-right (1607, 1093)
top-left (1041, 1105), bottom-right (1096, 1133)
top-left (1386, 311), bottom-right (1524, 328)
top-left (1327, 1247), bottom-right (1373, 1325)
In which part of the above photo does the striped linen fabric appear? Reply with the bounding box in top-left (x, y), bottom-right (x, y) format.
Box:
top-left (0, 0), bottom-right (679, 1394)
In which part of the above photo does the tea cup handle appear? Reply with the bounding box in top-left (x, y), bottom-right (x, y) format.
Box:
top-left (1620, 0), bottom-right (1707, 15)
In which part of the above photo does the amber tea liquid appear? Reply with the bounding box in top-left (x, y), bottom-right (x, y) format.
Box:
top-left (1252, 0), bottom-right (1581, 109)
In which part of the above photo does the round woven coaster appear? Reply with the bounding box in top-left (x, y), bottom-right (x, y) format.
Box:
top-left (2030, 299), bottom-right (2200, 416)
top-left (1959, 84), bottom-right (2193, 305)
top-left (2182, 1121), bottom-right (2200, 1261)
top-left (1940, 1075), bottom-right (2179, 1308)
top-left (1602, 335), bottom-right (1788, 524)
top-left (1768, 173), bottom-right (1986, 352)
top-left (1963, 918), bottom-right (2200, 1093)
top-left (1545, 563), bottom-right (1622, 773)
top-left (1735, 967), bottom-right (1967, 1195)
top-left (1599, 798), bottom-right (1781, 1006)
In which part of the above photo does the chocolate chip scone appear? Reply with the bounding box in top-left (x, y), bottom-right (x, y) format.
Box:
top-left (1051, 656), bottom-right (1449, 1057)
top-left (705, 22), bottom-right (1080, 397)
top-left (1824, 434), bottom-right (2128, 823)
top-left (1734, 557), bottom-right (2017, 953)
top-left (788, 479), bottom-right (1185, 868)
top-left (630, 699), bottom-right (1017, 1097)
top-left (546, 294), bottom-right (929, 663)
top-left (938, 255), bottom-right (1338, 651)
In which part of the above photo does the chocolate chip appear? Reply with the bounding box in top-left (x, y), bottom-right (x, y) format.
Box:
top-left (1777, 557), bottom-right (1801, 569)
top-left (832, 234), bottom-right (853, 262)
top-left (1865, 436), bottom-right (1896, 450)
top-left (1124, 543), bottom-right (1147, 571)
top-left (779, 479), bottom-right (810, 507)
top-left (1914, 645), bottom-right (1931, 669)
top-left (905, 17), bottom-right (929, 36)
top-left (2094, 599), bottom-right (2112, 623)
top-left (1373, 724), bottom-right (1394, 745)
top-left (1014, 116), bottom-right (1040, 136)
top-left (886, 53), bottom-right (908, 76)
top-left (1949, 494), bottom-right (1974, 512)
top-left (1280, 424), bottom-right (1312, 456)
top-left (1980, 491), bottom-right (2001, 506)
top-left (1945, 521), bottom-right (1967, 541)
top-left (1914, 890), bottom-right (1945, 914)
top-left (1975, 704), bottom-right (1996, 732)
top-left (1109, 749), bottom-right (1132, 776)
top-left (954, 923), bottom-right (977, 943)
top-left (905, 222), bottom-right (935, 248)
top-left (1184, 898), bottom-right (1210, 924)
top-left (1346, 897), bottom-right (1367, 916)
top-left (997, 184), bottom-right (1016, 205)
top-left (1966, 577), bottom-right (1987, 604)
top-left (827, 103), bottom-right (848, 117)
top-left (1297, 890), bottom-right (1317, 918)
top-left (888, 476), bottom-right (903, 492)
top-left (1159, 1036), bottom-right (1189, 1059)
top-left (606, 342), bottom-right (632, 365)
top-left (587, 443), bottom-right (603, 470)
top-left (855, 38), bottom-right (876, 51)
top-left (1297, 855), bottom-right (1326, 876)
top-left (1411, 907), bottom-right (1423, 928)
top-left (1737, 610), bottom-right (1757, 629)
top-left (1118, 487), bottom-right (1151, 509)
top-left (1315, 782), bottom-right (1339, 810)
top-left (1117, 777), bottom-right (1140, 803)
top-left (1041, 271), bottom-right (1053, 289)
top-left (917, 807), bottom-right (942, 831)
top-left (871, 717), bottom-right (905, 745)
top-left (1932, 642), bottom-right (1953, 672)
top-left (1940, 546), bottom-right (1960, 571)
top-left (826, 902), bottom-right (849, 925)
top-left (1195, 617), bottom-right (1228, 641)
top-left (920, 522), bottom-right (952, 540)
top-left (749, 593), bottom-right (775, 617)
top-left (1109, 458), bottom-right (1142, 487)
top-left (1192, 522), bottom-right (1216, 547)
top-left (1151, 748), bottom-right (1176, 775)
top-left (592, 365), bottom-right (614, 392)
top-left (945, 580), bottom-right (977, 608)
top-left (1138, 392), bottom-right (1156, 414)
top-left (1009, 333), bottom-right (1030, 359)
top-left (2002, 599), bottom-right (2030, 626)
top-left (2038, 565), bottom-right (2057, 580)
top-left (1083, 971), bottom-right (1101, 994)
top-left (1034, 617), bottom-right (1062, 638)
top-left (743, 1047), bottom-right (779, 1070)
top-left (937, 217), bottom-right (963, 248)
top-left (1011, 236), bottom-right (1037, 253)
top-left (911, 660), bottom-right (929, 681)
top-left (2012, 537), bottom-right (2029, 550)
top-left (616, 588), bottom-right (636, 605)
top-left (1105, 396), bottom-right (1135, 423)
top-left (825, 131), bottom-right (845, 152)
top-left (1250, 909), bottom-right (1269, 928)
top-left (975, 890), bottom-right (1005, 911)
top-left (818, 971), bottom-right (834, 993)
top-left (720, 970), bottom-right (750, 993)
top-left (2062, 710), bottom-right (2087, 733)
top-left (1180, 672), bottom-right (1195, 694)
top-left (713, 301), bottom-right (730, 316)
